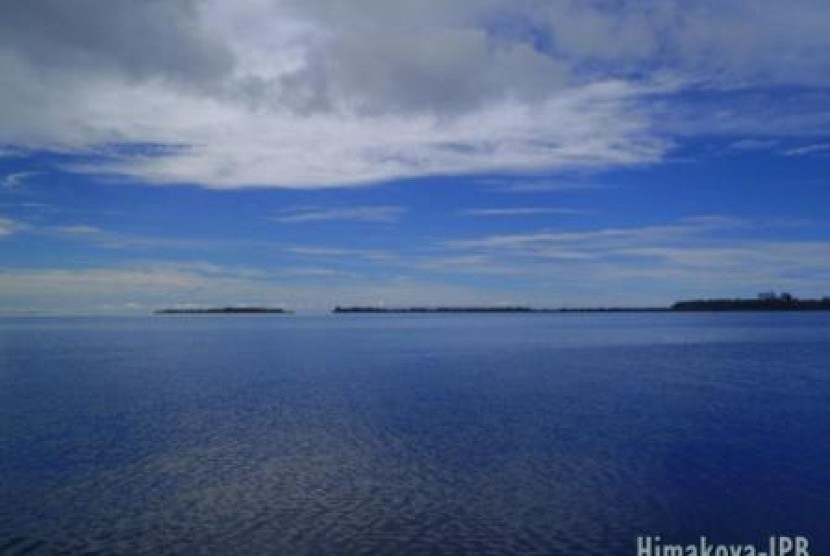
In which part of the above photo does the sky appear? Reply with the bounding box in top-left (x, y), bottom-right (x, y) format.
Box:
top-left (1, 0), bottom-right (829, 313)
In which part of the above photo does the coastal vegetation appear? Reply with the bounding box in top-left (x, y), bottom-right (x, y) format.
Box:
top-left (334, 306), bottom-right (542, 313)
top-left (332, 306), bottom-right (668, 313)
top-left (155, 307), bottom-right (292, 314)
top-left (671, 292), bottom-right (830, 311)
top-left (153, 293), bottom-right (830, 315)
top-left (334, 293), bottom-right (830, 314)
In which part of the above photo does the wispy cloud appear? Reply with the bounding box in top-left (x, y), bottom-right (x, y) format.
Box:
top-left (287, 246), bottom-right (392, 260)
top-left (0, 262), bottom-right (277, 314)
top-left (0, 262), bottom-right (513, 313)
top-left (411, 255), bottom-right (524, 276)
top-left (281, 267), bottom-right (356, 279)
top-left (783, 143), bottom-right (830, 156)
top-left (446, 216), bottom-right (748, 254)
top-left (0, 148), bottom-right (24, 158)
top-left (0, 219), bottom-right (110, 242)
top-left (461, 207), bottom-right (585, 217)
top-left (52, 225), bottom-right (105, 236)
top-left (727, 139), bottom-right (779, 152)
top-left (0, 217), bottom-right (24, 237)
top-left (2, 171), bottom-right (40, 189)
top-left (273, 206), bottom-right (405, 223)
top-left (491, 180), bottom-right (609, 193)
top-left (36, 224), bottom-right (277, 252)
top-left (0, 201), bottom-right (56, 212)
top-left (617, 243), bottom-right (830, 272)
top-left (433, 215), bottom-right (830, 296)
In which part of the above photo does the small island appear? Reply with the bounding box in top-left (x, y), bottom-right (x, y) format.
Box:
top-left (332, 305), bottom-right (668, 314)
top-left (671, 292), bottom-right (830, 311)
top-left (335, 306), bottom-right (539, 313)
top-left (334, 293), bottom-right (830, 314)
top-left (155, 307), bottom-right (292, 315)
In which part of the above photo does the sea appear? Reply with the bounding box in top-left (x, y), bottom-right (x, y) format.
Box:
top-left (1, 313), bottom-right (828, 555)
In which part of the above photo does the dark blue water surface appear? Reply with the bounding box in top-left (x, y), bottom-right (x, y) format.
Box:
top-left (1, 313), bottom-right (828, 555)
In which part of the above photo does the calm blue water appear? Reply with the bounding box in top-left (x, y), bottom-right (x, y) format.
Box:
top-left (1, 313), bottom-right (828, 555)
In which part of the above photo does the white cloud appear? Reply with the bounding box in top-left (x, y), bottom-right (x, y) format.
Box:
top-left (2, 1), bottom-right (828, 188)
top-left (0, 217), bottom-right (24, 236)
top-left (2, 217), bottom-right (829, 312)
top-left (446, 216), bottom-right (747, 253)
top-left (783, 143), bottom-right (830, 156)
top-left (431, 215), bottom-right (830, 298)
top-left (0, 266), bottom-right (204, 295)
top-left (53, 225), bottom-right (104, 236)
top-left (38, 78), bottom-right (666, 188)
top-left (2, 171), bottom-right (40, 189)
top-left (287, 246), bottom-right (392, 260)
top-left (488, 179), bottom-right (609, 193)
top-left (462, 207), bottom-right (584, 216)
top-left (0, 148), bottom-right (24, 158)
top-left (617, 243), bottom-right (830, 272)
top-left (0, 263), bottom-right (276, 314)
top-left (0, 262), bottom-right (513, 313)
top-left (273, 205), bottom-right (405, 223)
top-left (281, 267), bottom-right (355, 278)
top-left (411, 254), bottom-right (524, 276)
top-left (727, 139), bottom-right (778, 151)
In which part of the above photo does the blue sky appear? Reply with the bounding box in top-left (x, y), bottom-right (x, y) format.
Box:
top-left (1, 1), bottom-right (829, 313)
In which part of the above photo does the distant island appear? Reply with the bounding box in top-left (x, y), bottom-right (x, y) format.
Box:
top-left (154, 293), bottom-right (830, 315)
top-left (334, 293), bottom-right (830, 314)
top-left (671, 292), bottom-right (830, 311)
top-left (332, 305), bottom-right (668, 314)
top-left (336, 306), bottom-right (543, 313)
top-left (155, 307), bottom-right (292, 314)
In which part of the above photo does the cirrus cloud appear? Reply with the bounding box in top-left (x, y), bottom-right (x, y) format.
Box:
top-left (272, 205), bottom-right (405, 223)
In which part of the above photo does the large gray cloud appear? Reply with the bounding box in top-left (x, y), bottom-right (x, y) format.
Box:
top-left (0, 0), bottom-right (234, 87)
top-left (1, 0), bottom-right (829, 187)
top-left (266, 0), bottom-right (830, 113)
